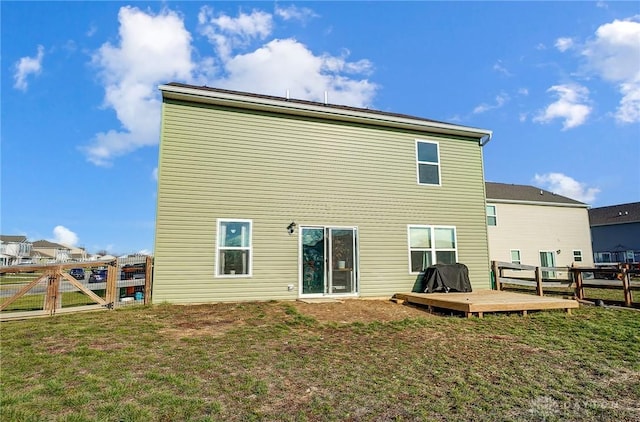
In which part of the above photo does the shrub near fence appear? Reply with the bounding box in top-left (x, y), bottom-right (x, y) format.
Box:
top-left (491, 260), bottom-right (639, 307)
top-left (0, 256), bottom-right (153, 320)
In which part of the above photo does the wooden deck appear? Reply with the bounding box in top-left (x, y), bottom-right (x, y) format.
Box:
top-left (394, 290), bottom-right (579, 318)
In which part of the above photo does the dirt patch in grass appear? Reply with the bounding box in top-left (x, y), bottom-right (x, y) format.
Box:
top-left (291, 298), bottom-right (434, 323)
top-left (159, 299), bottom-right (432, 339)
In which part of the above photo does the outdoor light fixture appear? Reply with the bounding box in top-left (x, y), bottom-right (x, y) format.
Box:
top-left (287, 222), bottom-right (297, 235)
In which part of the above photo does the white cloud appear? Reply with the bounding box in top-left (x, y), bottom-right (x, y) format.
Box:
top-left (519, 112), bottom-right (528, 122)
top-left (219, 39), bottom-right (376, 107)
top-left (533, 173), bottom-right (600, 203)
top-left (533, 84), bottom-right (591, 130)
top-left (87, 24), bottom-right (97, 37)
top-left (473, 92), bottom-right (510, 114)
top-left (555, 37), bottom-right (574, 52)
top-left (518, 88), bottom-right (529, 96)
top-left (84, 6), bottom-right (195, 166)
top-left (274, 5), bottom-right (318, 22)
top-left (492, 60), bottom-right (512, 77)
top-left (152, 167), bottom-right (158, 181)
top-left (13, 45), bottom-right (44, 91)
top-left (197, 6), bottom-right (376, 106)
top-left (581, 17), bottom-right (640, 123)
top-left (198, 6), bottom-right (273, 59)
top-left (52, 226), bottom-right (79, 247)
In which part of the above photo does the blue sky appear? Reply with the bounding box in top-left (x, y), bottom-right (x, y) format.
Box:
top-left (2, 1), bottom-right (639, 255)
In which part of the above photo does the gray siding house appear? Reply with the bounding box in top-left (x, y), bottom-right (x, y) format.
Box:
top-left (589, 202), bottom-right (640, 264)
top-left (153, 83), bottom-right (493, 303)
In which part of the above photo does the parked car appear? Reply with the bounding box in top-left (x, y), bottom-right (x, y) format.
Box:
top-left (89, 269), bottom-right (108, 283)
top-left (69, 268), bottom-right (85, 280)
top-left (121, 263), bottom-right (146, 280)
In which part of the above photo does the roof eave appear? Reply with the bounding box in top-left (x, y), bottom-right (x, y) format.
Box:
top-left (486, 198), bottom-right (589, 208)
top-left (159, 84), bottom-right (493, 142)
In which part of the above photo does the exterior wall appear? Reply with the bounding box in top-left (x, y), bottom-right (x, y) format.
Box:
top-left (153, 100), bottom-right (491, 303)
top-left (0, 241), bottom-right (32, 265)
top-left (487, 202), bottom-right (594, 276)
top-left (591, 222), bottom-right (640, 263)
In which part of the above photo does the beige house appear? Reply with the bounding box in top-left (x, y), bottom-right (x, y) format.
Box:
top-left (153, 83), bottom-right (494, 303)
top-left (32, 240), bottom-right (72, 263)
top-left (485, 182), bottom-right (594, 276)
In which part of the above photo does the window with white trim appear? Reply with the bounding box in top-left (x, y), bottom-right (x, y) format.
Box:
top-left (408, 225), bottom-right (457, 273)
top-left (216, 219), bottom-right (252, 276)
top-left (510, 249), bottom-right (521, 265)
top-left (486, 205), bottom-right (497, 226)
top-left (415, 140), bottom-right (441, 185)
top-left (572, 250), bottom-right (583, 262)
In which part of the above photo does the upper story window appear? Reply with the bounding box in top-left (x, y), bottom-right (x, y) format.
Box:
top-left (217, 219), bottom-right (252, 277)
top-left (407, 225), bottom-right (457, 273)
top-left (415, 140), bottom-right (441, 186)
top-left (486, 205), bottom-right (497, 226)
top-left (573, 250), bottom-right (583, 262)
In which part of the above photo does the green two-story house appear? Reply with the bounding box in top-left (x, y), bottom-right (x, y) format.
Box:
top-left (153, 83), bottom-right (493, 303)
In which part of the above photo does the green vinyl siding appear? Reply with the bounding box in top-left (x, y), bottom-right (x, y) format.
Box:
top-left (153, 100), bottom-right (490, 303)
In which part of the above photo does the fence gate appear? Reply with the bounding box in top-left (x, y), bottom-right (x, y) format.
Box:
top-left (0, 257), bottom-right (152, 321)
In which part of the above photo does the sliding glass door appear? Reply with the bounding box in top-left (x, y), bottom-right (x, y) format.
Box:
top-left (301, 226), bottom-right (357, 296)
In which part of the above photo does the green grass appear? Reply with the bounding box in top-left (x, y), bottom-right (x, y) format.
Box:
top-left (1, 291), bottom-right (105, 312)
top-left (1, 302), bottom-right (639, 421)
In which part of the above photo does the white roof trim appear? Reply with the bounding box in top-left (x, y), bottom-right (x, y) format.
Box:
top-left (486, 198), bottom-right (589, 208)
top-left (159, 84), bottom-right (493, 142)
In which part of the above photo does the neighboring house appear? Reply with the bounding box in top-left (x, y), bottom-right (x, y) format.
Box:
top-left (66, 245), bottom-right (88, 261)
top-left (31, 240), bottom-right (72, 263)
top-left (589, 202), bottom-right (640, 264)
top-left (0, 235), bottom-right (32, 266)
top-left (485, 182), bottom-right (594, 276)
top-left (153, 83), bottom-right (494, 304)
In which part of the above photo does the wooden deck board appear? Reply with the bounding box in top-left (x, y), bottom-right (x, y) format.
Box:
top-left (394, 290), bottom-right (578, 317)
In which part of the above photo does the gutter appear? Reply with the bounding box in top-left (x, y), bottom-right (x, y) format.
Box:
top-left (159, 84), bottom-right (493, 142)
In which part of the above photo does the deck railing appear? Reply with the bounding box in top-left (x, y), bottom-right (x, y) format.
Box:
top-left (491, 261), bottom-right (638, 307)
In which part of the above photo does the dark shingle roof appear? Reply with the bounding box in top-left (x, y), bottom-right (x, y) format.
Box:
top-left (0, 235), bottom-right (28, 243)
top-left (485, 182), bottom-right (587, 206)
top-left (164, 82), bottom-right (490, 136)
top-left (588, 202), bottom-right (640, 226)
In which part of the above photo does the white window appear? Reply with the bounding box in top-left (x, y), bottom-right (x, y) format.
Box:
top-left (415, 140), bottom-right (441, 185)
top-left (216, 219), bottom-right (252, 277)
top-left (408, 225), bottom-right (457, 273)
top-left (510, 249), bottom-right (521, 265)
top-left (486, 205), bottom-right (497, 226)
top-left (573, 250), bottom-right (583, 262)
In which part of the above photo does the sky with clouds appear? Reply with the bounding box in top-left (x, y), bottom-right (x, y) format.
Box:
top-left (2, 1), bottom-right (639, 254)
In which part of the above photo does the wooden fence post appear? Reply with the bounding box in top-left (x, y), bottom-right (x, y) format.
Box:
top-left (573, 268), bottom-right (584, 300)
top-left (491, 261), bottom-right (502, 291)
top-left (105, 261), bottom-right (117, 309)
top-left (621, 267), bottom-right (633, 307)
top-left (44, 269), bottom-right (61, 315)
top-left (144, 256), bottom-right (152, 305)
top-left (535, 266), bottom-right (544, 296)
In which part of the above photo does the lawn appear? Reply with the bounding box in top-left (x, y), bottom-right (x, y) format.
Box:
top-left (1, 300), bottom-right (639, 421)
